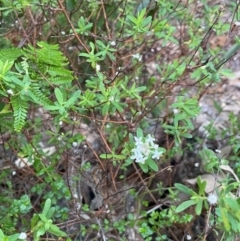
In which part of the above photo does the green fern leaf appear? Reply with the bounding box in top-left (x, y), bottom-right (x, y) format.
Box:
top-left (47, 66), bottom-right (72, 77)
top-left (22, 42), bottom-right (74, 84)
top-left (0, 48), bottom-right (23, 62)
top-left (11, 96), bottom-right (28, 132)
top-left (24, 42), bottom-right (68, 67)
top-left (31, 83), bottom-right (51, 106)
top-left (48, 76), bottom-right (73, 84)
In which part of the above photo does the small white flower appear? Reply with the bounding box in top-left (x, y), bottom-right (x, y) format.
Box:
top-left (173, 108), bottom-right (179, 114)
top-left (207, 193), bottom-right (218, 205)
top-left (19, 232), bottom-right (27, 239)
top-left (96, 64), bottom-right (101, 72)
top-left (138, 142), bottom-right (151, 157)
top-left (130, 148), bottom-right (141, 159)
top-left (152, 144), bottom-right (159, 150)
top-left (134, 136), bottom-right (143, 146)
top-left (145, 134), bottom-right (155, 146)
top-left (110, 41), bottom-right (116, 46)
top-left (7, 89), bottom-right (14, 95)
top-left (130, 148), bottom-right (147, 164)
top-left (72, 142), bottom-right (78, 147)
top-left (132, 53), bottom-right (142, 61)
top-left (61, 31), bottom-right (66, 35)
top-left (152, 149), bottom-right (163, 159)
top-left (215, 149), bottom-right (221, 153)
top-left (135, 154), bottom-right (147, 164)
top-left (59, 121), bottom-right (63, 126)
top-left (186, 234), bottom-right (192, 240)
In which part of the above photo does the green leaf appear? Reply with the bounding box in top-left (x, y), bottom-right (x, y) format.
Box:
top-left (8, 234), bottom-right (20, 241)
top-left (112, 101), bottom-right (124, 112)
top-left (11, 96), bottom-right (28, 132)
top-left (147, 159), bottom-right (158, 172)
top-left (224, 197), bottom-right (240, 215)
top-left (174, 183), bottom-right (192, 195)
top-left (175, 199), bottom-right (196, 213)
top-left (48, 224), bottom-right (67, 237)
top-left (0, 229), bottom-right (5, 239)
top-left (196, 176), bottom-right (207, 195)
top-left (55, 88), bottom-right (64, 105)
top-left (42, 199), bottom-right (51, 216)
top-left (195, 200), bottom-right (203, 215)
top-left (139, 162), bottom-right (148, 173)
top-left (224, 182), bottom-right (240, 195)
top-left (136, 127), bottom-right (143, 138)
top-left (64, 90), bottom-right (81, 108)
top-left (31, 213), bottom-right (40, 229)
top-left (66, 0), bottom-right (76, 11)
top-left (100, 153), bottom-right (125, 159)
top-left (44, 105), bottom-right (60, 111)
top-left (39, 214), bottom-right (48, 223)
top-left (36, 226), bottom-right (46, 238)
top-left (220, 207), bottom-right (231, 231)
top-left (46, 207), bottom-right (55, 219)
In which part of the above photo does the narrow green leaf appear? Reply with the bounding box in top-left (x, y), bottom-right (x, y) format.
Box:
top-left (135, 86), bottom-right (146, 92)
top-left (36, 226), bottom-right (46, 238)
top-left (79, 53), bottom-right (90, 57)
top-left (175, 199), bottom-right (196, 213)
top-left (39, 214), bottom-right (48, 223)
top-left (0, 229), bottom-right (4, 239)
top-left (65, 90), bottom-right (81, 107)
top-left (44, 105), bottom-right (59, 111)
top-left (224, 197), bottom-right (239, 213)
top-left (8, 233), bottom-right (20, 241)
top-left (147, 159), bottom-right (158, 172)
top-left (139, 162), bottom-right (148, 173)
top-left (195, 200), bottom-right (203, 215)
top-left (48, 224), bottom-right (67, 237)
top-left (66, 0), bottom-right (76, 11)
top-left (225, 182), bottom-right (239, 194)
top-left (136, 127), bottom-right (143, 138)
top-left (31, 213), bottom-right (39, 229)
top-left (174, 183), bottom-right (192, 195)
top-left (46, 207), bottom-right (55, 219)
top-left (55, 88), bottom-right (64, 105)
top-left (42, 199), bottom-right (51, 216)
top-left (112, 101), bottom-right (124, 112)
top-left (220, 207), bottom-right (231, 231)
top-left (100, 153), bottom-right (125, 159)
top-left (197, 176), bottom-right (207, 195)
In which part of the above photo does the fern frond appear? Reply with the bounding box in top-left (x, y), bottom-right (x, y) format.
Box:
top-left (31, 83), bottom-right (51, 106)
top-left (48, 76), bottom-right (73, 84)
top-left (0, 48), bottom-right (23, 62)
top-left (11, 96), bottom-right (28, 132)
top-left (21, 57), bottom-right (29, 75)
top-left (24, 41), bottom-right (68, 67)
top-left (47, 66), bottom-right (72, 77)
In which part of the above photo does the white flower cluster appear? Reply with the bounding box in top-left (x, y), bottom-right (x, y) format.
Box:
top-left (130, 134), bottom-right (163, 164)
